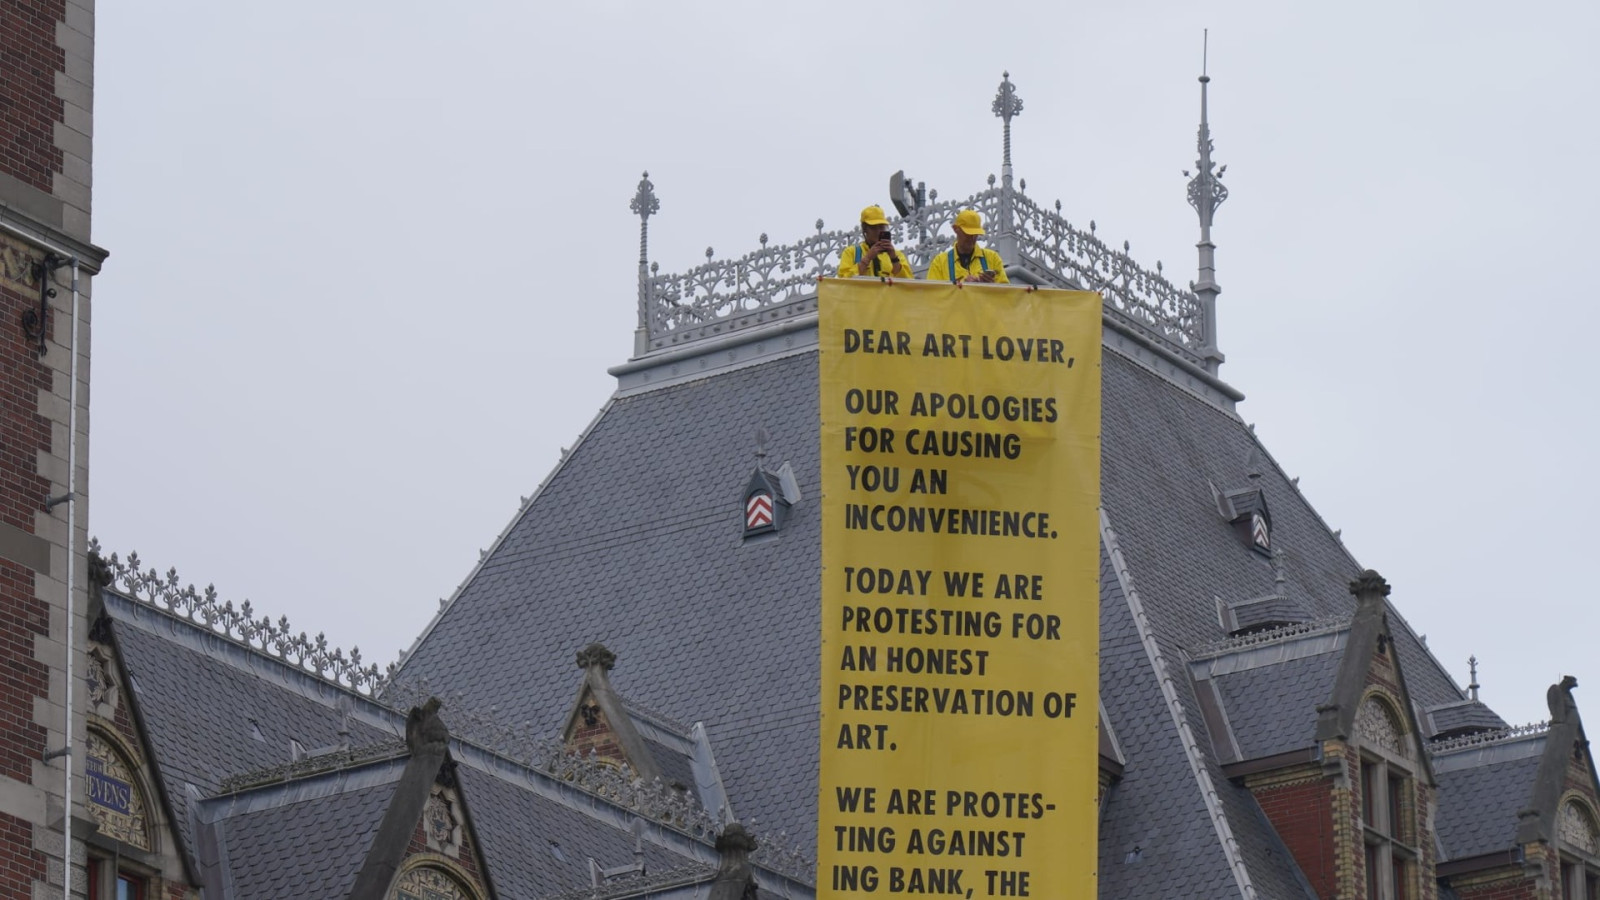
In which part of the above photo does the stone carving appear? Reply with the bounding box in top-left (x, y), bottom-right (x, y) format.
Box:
top-left (1549, 675), bottom-right (1580, 724)
top-left (577, 642), bottom-right (617, 671)
top-left (0, 236), bottom-right (41, 290)
top-left (390, 865), bottom-right (474, 900)
top-left (85, 730), bottom-right (149, 850)
top-left (1355, 696), bottom-right (1409, 759)
top-left (1349, 569), bottom-right (1392, 601)
top-left (1560, 801), bottom-right (1600, 856)
top-left (423, 786), bottom-right (463, 857)
top-left (85, 645), bottom-right (120, 717)
top-left (710, 822), bottom-right (760, 900)
top-left (407, 698), bottom-right (449, 756)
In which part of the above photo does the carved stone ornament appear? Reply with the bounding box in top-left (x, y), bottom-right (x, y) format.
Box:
top-left (576, 642), bottom-right (616, 671)
top-left (423, 786), bottom-right (463, 857)
top-left (85, 645), bottom-right (120, 717)
top-left (85, 731), bottom-right (150, 850)
top-left (390, 865), bottom-right (474, 900)
top-left (1560, 801), bottom-right (1600, 856)
top-left (1355, 696), bottom-right (1409, 759)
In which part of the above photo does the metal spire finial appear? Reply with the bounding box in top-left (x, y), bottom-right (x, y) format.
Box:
top-left (631, 171), bottom-right (660, 266)
top-left (992, 71), bottom-right (1024, 171)
top-left (1468, 655), bottom-right (1480, 702)
top-left (631, 172), bottom-right (661, 353)
top-left (1185, 32), bottom-right (1227, 375)
top-left (992, 72), bottom-right (1023, 240)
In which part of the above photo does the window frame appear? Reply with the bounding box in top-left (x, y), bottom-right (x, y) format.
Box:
top-left (1355, 695), bottom-right (1418, 900)
top-left (1556, 797), bottom-right (1600, 900)
top-left (87, 856), bottom-right (149, 900)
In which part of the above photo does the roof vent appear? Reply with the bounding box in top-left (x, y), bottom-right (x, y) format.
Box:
top-left (1211, 481), bottom-right (1272, 557)
top-left (742, 428), bottom-right (795, 539)
top-left (1218, 593), bottom-right (1308, 636)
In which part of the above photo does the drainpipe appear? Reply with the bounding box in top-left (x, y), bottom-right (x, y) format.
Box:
top-left (59, 257), bottom-right (80, 900)
top-left (0, 216), bottom-right (84, 900)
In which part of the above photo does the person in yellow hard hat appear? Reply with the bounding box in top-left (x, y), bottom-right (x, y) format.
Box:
top-left (836, 205), bottom-right (914, 279)
top-left (926, 209), bottom-right (1008, 284)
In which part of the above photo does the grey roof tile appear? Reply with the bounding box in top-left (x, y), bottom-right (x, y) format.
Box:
top-left (203, 772), bottom-right (395, 900)
top-left (387, 341), bottom-right (1499, 896)
top-left (455, 763), bottom-right (708, 898)
top-left (107, 598), bottom-right (397, 857)
top-left (1433, 740), bottom-right (1544, 859)
top-left (1209, 648), bottom-right (1343, 760)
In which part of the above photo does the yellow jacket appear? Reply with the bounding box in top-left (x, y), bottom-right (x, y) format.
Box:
top-left (926, 246), bottom-right (1009, 284)
top-left (836, 242), bottom-right (915, 279)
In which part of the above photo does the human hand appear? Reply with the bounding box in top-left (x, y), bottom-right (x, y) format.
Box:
top-left (980, 270), bottom-right (997, 283)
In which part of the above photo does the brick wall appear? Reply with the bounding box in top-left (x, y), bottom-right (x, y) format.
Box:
top-left (1253, 772), bottom-right (1338, 897)
top-left (403, 790), bottom-right (490, 896)
top-left (567, 691), bottom-right (626, 763)
top-left (0, 253), bottom-right (52, 784)
top-left (0, 811), bottom-right (46, 897)
top-left (0, 0), bottom-right (67, 193)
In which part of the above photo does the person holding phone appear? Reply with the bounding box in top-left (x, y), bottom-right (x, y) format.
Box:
top-left (926, 208), bottom-right (1009, 284)
top-left (836, 205), bottom-right (914, 279)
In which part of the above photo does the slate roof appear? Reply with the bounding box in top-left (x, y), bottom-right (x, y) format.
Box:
top-left (1429, 700), bottom-right (1508, 738)
top-left (394, 352), bottom-right (825, 852)
top-left (455, 761), bottom-right (710, 898)
top-left (1202, 638), bottom-right (1345, 761)
top-left (106, 596), bottom-right (398, 855)
top-left (102, 588), bottom-right (735, 899)
top-left (394, 333), bottom-right (1489, 898)
top-left (1432, 735), bottom-right (1547, 860)
top-left (195, 762), bottom-right (399, 899)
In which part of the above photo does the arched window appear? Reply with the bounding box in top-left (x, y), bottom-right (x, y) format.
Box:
top-left (1355, 695), bottom-right (1416, 900)
top-left (1556, 797), bottom-right (1600, 900)
top-left (84, 729), bottom-right (151, 851)
top-left (389, 860), bottom-right (481, 900)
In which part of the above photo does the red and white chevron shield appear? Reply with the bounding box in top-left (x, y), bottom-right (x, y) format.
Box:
top-left (1251, 512), bottom-right (1270, 550)
top-left (746, 493), bottom-right (774, 529)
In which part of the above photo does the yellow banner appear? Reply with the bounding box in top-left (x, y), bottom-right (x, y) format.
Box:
top-left (818, 278), bottom-right (1101, 899)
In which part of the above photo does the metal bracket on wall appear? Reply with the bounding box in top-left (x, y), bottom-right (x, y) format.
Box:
top-left (21, 253), bottom-right (71, 356)
top-left (42, 744), bottom-right (70, 763)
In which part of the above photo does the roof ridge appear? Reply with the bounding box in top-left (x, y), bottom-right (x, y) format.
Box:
top-left (92, 539), bottom-right (391, 695)
top-left (1102, 509), bottom-right (1259, 900)
top-left (383, 677), bottom-right (816, 886)
top-left (1193, 617), bottom-right (1349, 659)
top-left (1429, 721), bottom-right (1551, 755)
top-left (217, 738), bottom-right (409, 794)
top-left (394, 397), bottom-right (617, 674)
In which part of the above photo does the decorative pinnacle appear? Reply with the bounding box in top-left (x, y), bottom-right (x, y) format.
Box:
top-left (992, 72), bottom-right (1024, 172)
top-left (630, 171), bottom-right (660, 266)
top-left (1186, 39), bottom-right (1228, 230)
top-left (1468, 655), bottom-right (1480, 702)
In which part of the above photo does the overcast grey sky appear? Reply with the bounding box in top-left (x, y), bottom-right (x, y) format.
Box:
top-left (90, 2), bottom-right (1597, 729)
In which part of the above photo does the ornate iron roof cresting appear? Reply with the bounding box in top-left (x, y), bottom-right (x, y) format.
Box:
top-left (632, 68), bottom-right (1223, 376)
